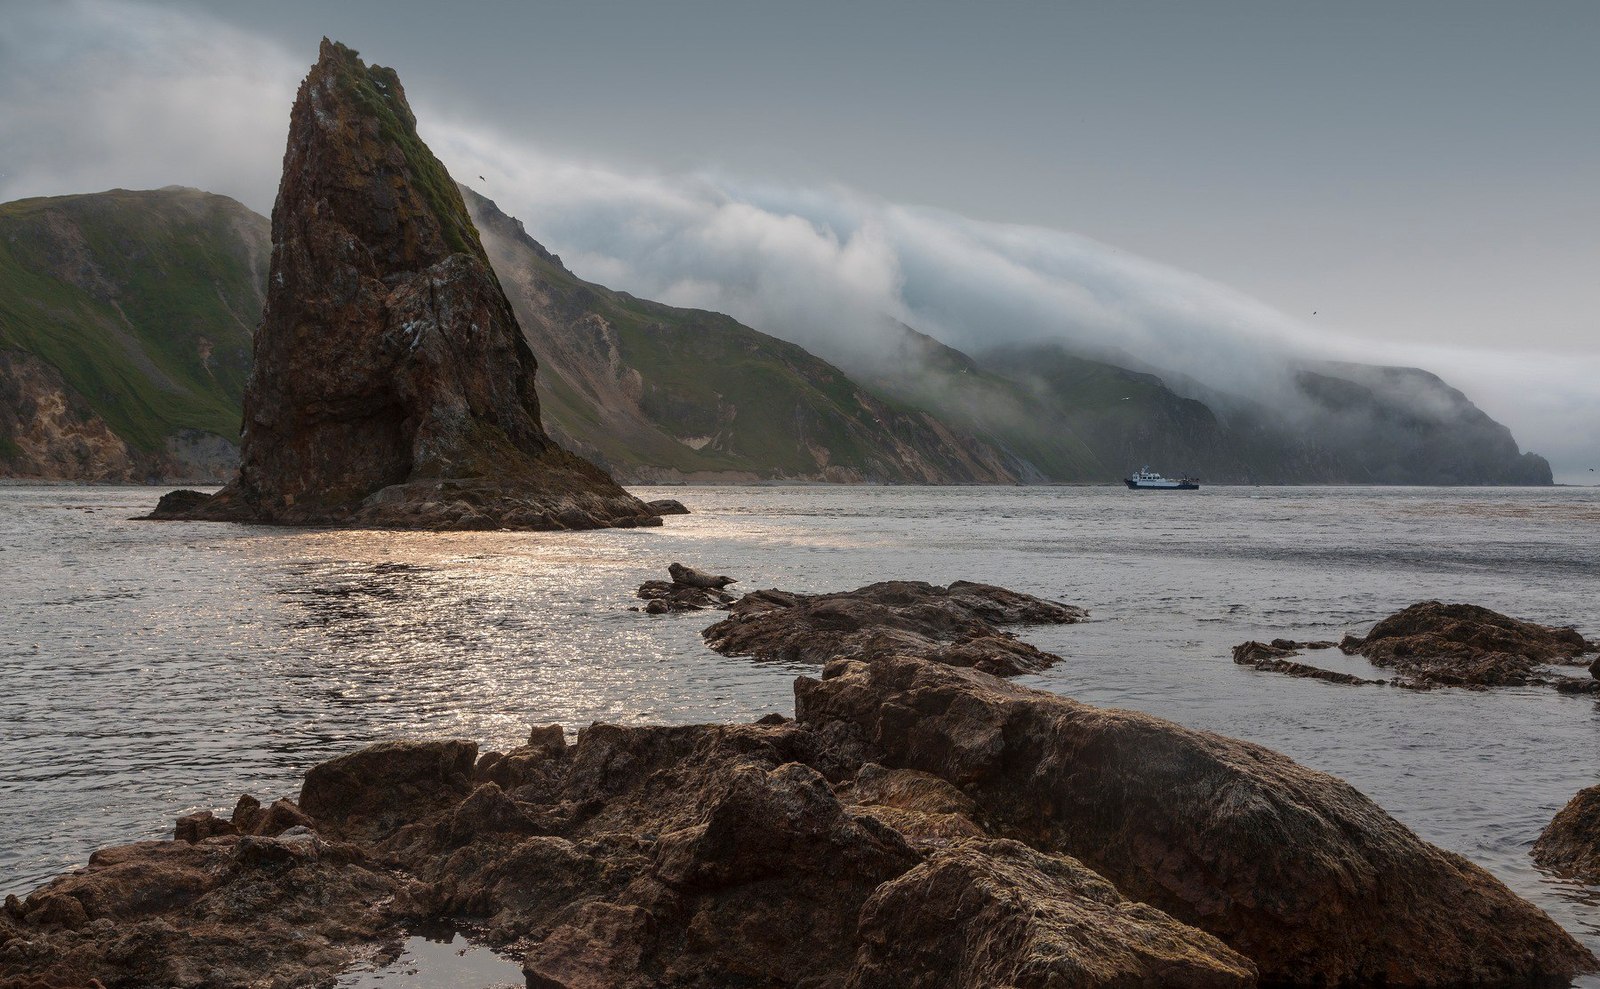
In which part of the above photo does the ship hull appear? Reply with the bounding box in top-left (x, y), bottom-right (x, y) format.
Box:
top-left (1125, 479), bottom-right (1200, 490)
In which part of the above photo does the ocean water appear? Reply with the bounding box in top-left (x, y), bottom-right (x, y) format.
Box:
top-left (3, 483), bottom-right (1599, 976)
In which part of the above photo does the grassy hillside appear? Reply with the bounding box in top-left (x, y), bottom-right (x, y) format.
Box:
top-left (0, 185), bottom-right (1549, 486)
top-left (465, 188), bottom-right (1017, 483)
top-left (0, 187), bottom-right (265, 474)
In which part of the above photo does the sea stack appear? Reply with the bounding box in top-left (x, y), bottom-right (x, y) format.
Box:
top-left (150, 40), bottom-right (658, 530)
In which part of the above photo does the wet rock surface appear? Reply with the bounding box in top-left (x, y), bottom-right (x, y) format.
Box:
top-left (1231, 640), bottom-right (1387, 686)
top-left (5, 569), bottom-right (1592, 987)
top-left (795, 654), bottom-right (1595, 986)
top-left (702, 579), bottom-right (1088, 676)
top-left (635, 562), bottom-right (739, 613)
top-left (848, 838), bottom-right (1257, 989)
top-left (4, 642), bottom-right (1591, 988)
top-left (645, 498), bottom-right (691, 516)
top-left (1535, 785), bottom-right (1600, 883)
top-left (145, 41), bottom-right (656, 532)
top-left (1237, 601), bottom-right (1596, 690)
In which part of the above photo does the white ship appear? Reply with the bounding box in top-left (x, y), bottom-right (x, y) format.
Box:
top-left (1125, 466), bottom-right (1199, 490)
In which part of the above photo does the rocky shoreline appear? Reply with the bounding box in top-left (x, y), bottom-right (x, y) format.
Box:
top-left (4, 575), bottom-right (1596, 988)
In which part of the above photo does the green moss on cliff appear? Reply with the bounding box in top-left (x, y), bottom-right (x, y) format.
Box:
top-left (322, 42), bottom-right (482, 262)
top-left (0, 189), bottom-right (265, 452)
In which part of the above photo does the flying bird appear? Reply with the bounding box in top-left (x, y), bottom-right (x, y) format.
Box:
top-left (478, 175), bottom-right (486, 181)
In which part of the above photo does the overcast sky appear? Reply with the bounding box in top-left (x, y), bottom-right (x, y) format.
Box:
top-left (1, 0), bottom-right (1595, 478)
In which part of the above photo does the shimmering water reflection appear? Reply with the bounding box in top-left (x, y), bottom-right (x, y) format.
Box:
top-left (2, 483), bottom-right (1598, 976)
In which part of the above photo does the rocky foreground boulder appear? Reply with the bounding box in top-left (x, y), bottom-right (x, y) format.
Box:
top-left (148, 40), bottom-right (657, 531)
top-left (4, 653), bottom-right (1591, 987)
top-left (1534, 784), bottom-right (1600, 884)
top-left (1239, 601), bottom-right (1596, 690)
top-left (703, 579), bottom-right (1088, 676)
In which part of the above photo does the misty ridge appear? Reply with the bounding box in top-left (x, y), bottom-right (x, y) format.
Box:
top-left (1, 0), bottom-right (1594, 481)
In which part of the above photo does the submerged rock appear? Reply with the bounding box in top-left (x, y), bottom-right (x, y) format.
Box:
top-left (702, 579), bottom-right (1088, 676)
top-left (1244, 601), bottom-right (1595, 689)
top-left (1232, 640), bottom-right (1387, 686)
top-left (1534, 784), bottom-right (1600, 883)
top-left (146, 40), bottom-right (656, 531)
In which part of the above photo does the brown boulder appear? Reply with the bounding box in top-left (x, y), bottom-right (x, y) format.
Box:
top-left (1534, 784), bottom-right (1600, 883)
top-left (702, 579), bottom-right (1087, 675)
top-left (795, 655), bottom-right (1595, 985)
top-left (299, 737), bottom-right (477, 840)
top-left (847, 838), bottom-right (1256, 988)
top-left (646, 498), bottom-right (691, 516)
top-left (173, 810), bottom-right (235, 843)
top-left (145, 40), bottom-right (655, 532)
top-left (1232, 640), bottom-right (1386, 686)
top-left (1232, 640), bottom-right (1297, 664)
top-left (1339, 601), bottom-right (1592, 687)
top-left (1, 836), bottom-right (396, 987)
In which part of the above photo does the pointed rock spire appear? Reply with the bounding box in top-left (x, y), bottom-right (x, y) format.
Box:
top-left (152, 40), bottom-right (657, 530)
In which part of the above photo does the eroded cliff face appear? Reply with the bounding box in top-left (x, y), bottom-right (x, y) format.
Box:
top-left (0, 350), bottom-right (138, 480)
top-left (0, 350), bottom-right (237, 482)
top-left (155, 41), bottom-right (655, 530)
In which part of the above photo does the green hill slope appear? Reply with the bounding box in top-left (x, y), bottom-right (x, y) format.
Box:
top-left (464, 189), bottom-right (1018, 483)
top-left (0, 186), bottom-right (1551, 487)
top-left (0, 187), bottom-right (266, 480)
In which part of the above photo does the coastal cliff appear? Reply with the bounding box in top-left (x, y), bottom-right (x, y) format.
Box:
top-left (152, 41), bottom-right (656, 530)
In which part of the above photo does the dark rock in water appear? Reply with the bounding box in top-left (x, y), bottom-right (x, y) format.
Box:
top-left (636, 562), bottom-right (739, 612)
top-left (3, 590), bottom-right (1591, 987)
top-left (1555, 678), bottom-right (1600, 694)
top-left (1339, 601), bottom-right (1593, 688)
top-left (646, 498), bottom-right (691, 515)
top-left (1234, 640), bottom-right (1298, 664)
top-left (145, 40), bottom-right (656, 532)
top-left (795, 654), bottom-right (1594, 985)
top-left (702, 579), bottom-right (1088, 676)
top-left (1268, 637), bottom-right (1336, 650)
top-left (847, 838), bottom-right (1256, 988)
top-left (149, 488), bottom-right (212, 517)
top-left (1232, 640), bottom-right (1386, 686)
top-left (174, 810), bottom-right (235, 843)
top-left (1534, 785), bottom-right (1600, 883)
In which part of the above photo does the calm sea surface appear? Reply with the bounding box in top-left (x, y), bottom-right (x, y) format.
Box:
top-left (4, 483), bottom-right (1599, 975)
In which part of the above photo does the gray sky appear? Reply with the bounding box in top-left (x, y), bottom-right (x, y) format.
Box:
top-left (1, 0), bottom-right (1596, 478)
top-left (177, 0), bottom-right (1600, 354)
